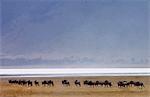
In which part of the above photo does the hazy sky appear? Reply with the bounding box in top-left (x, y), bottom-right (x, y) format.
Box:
top-left (1, 0), bottom-right (150, 68)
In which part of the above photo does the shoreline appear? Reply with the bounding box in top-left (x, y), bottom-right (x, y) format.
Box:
top-left (1, 73), bottom-right (150, 78)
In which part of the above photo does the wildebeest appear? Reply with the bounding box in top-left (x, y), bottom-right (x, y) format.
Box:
top-left (27, 80), bottom-right (33, 86)
top-left (103, 80), bottom-right (112, 87)
top-left (8, 79), bottom-right (144, 89)
top-left (34, 80), bottom-right (40, 86)
top-left (74, 80), bottom-right (81, 87)
top-left (84, 80), bottom-right (98, 87)
top-left (62, 80), bottom-right (70, 86)
top-left (118, 81), bottom-right (124, 87)
top-left (83, 80), bottom-right (89, 86)
top-left (19, 80), bottom-right (27, 86)
top-left (8, 80), bottom-right (17, 84)
top-left (83, 80), bottom-right (112, 87)
top-left (129, 81), bottom-right (135, 87)
top-left (95, 81), bottom-right (104, 87)
top-left (134, 82), bottom-right (144, 87)
top-left (8, 80), bottom-right (28, 86)
top-left (47, 80), bottom-right (54, 86)
top-left (87, 81), bottom-right (95, 87)
top-left (117, 81), bottom-right (130, 87)
top-left (42, 80), bottom-right (54, 87)
top-left (42, 80), bottom-right (47, 86)
top-left (117, 81), bottom-right (144, 88)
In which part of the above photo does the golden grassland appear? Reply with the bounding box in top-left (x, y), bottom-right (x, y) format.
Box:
top-left (0, 76), bottom-right (150, 97)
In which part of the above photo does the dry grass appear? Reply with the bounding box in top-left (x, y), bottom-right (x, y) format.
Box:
top-left (0, 76), bottom-right (150, 97)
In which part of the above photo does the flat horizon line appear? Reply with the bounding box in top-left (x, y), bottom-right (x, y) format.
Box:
top-left (0, 68), bottom-right (150, 76)
top-left (1, 72), bottom-right (150, 78)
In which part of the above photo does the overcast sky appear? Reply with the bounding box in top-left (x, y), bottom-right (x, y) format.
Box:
top-left (1, 0), bottom-right (150, 68)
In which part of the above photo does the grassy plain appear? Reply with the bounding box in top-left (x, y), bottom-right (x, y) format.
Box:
top-left (0, 76), bottom-right (150, 97)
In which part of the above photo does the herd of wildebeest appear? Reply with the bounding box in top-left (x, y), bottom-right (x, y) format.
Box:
top-left (8, 79), bottom-right (144, 88)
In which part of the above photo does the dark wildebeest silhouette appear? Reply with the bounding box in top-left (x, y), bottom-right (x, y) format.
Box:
top-left (103, 80), bottom-right (112, 87)
top-left (42, 80), bottom-right (54, 87)
top-left (84, 80), bottom-right (106, 87)
top-left (118, 81), bottom-right (130, 88)
top-left (20, 80), bottom-right (26, 86)
top-left (99, 81), bottom-right (104, 87)
top-left (8, 80), bottom-right (27, 86)
top-left (8, 80), bottom-right (19, 85)
top-left (42, 80), bottom-right (47, 86)
top-left (19, 80), bottom-right (27, 86)
top-left (18, 80), bottom-right (22, 85)
top-left (27, 80), bottom-right (33, 86)
top-left (74, 80), bottom-right (81, 87)
top-left (47, 80), bottom-right (54, 87)
top-left (95, 81), bottom-right (105, 87)
top-left (62, 80), bottom-right (70, 86)
top-left (118, 81), bottom-right (126, 87)
top-left (34, 80), bottom-right (39, 86)
top-left (95, 81), bottom-right (100, 86)
top-left (83, 80), bottom-right (89, 86)
top-left (129, 81), bottom-right (135, 87)
top-left (8, 80), bottom-right (13, 84)
top-left (118, 81), bottom-right (144, 88)
top-left (106, 82), bottom-right (112, 87)
top-left (134, 82), bottom-right (144, 87)
top-left (87, 81), bottom-right (95, 87)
